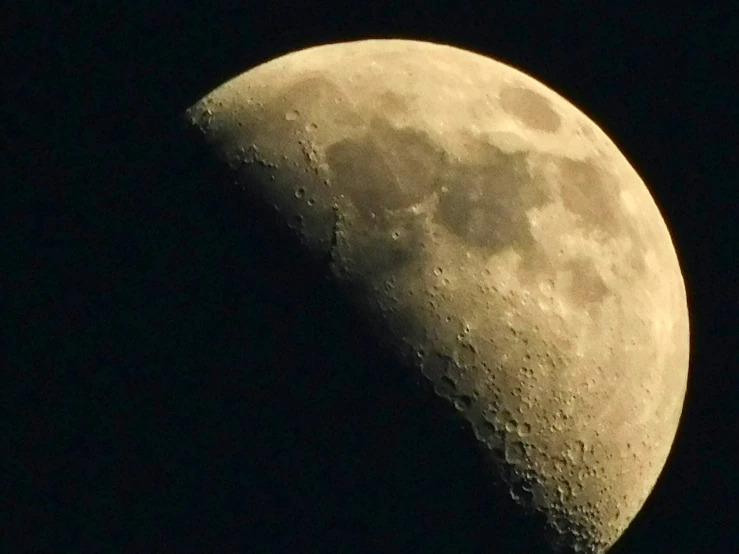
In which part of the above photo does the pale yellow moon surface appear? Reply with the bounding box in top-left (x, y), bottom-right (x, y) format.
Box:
top-left (185, 40), bottom-right (689, 553)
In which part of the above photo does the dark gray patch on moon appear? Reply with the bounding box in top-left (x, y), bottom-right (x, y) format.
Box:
top-left (434, 148), bottom-right (550, 255)
top-left (372, 90), bottom-right (414, 116)
top-left (324, 118), bottom-right (442, 277)
top-left (564, 257), bottom-right (611, 307)
top-left (326, 118), bottom-right (553, 274)
top-left (557, 159), bottom-right (621, 234)
top-left (500, 86), bottom-right (562, 133)
top-left (326, 118), bottom-right (441, 217)
top-left (554, 157), bottom-right (649, 279)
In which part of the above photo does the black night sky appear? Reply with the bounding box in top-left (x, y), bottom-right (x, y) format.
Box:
top-left (7, 3), bottom-right (737, 553)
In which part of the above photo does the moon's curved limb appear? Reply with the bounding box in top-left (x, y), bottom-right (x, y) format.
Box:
top-left (185, 39), bottom-right (689, 553)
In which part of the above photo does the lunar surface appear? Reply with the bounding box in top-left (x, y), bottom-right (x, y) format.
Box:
top-left (184, 40), bottom-right (689, 553)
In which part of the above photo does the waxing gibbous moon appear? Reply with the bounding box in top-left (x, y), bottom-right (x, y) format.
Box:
top-left (184, 40), bottom-right (689, 553)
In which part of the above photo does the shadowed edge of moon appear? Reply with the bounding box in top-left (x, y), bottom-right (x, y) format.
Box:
top-left (184, 40), bottom-right (689, 554)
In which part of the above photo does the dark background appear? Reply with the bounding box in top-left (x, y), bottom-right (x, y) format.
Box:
top-left (6, 2), bottom-right (737, 552)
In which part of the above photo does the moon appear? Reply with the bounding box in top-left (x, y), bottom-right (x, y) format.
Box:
top-left (184, 39), bottom-right (689, 553)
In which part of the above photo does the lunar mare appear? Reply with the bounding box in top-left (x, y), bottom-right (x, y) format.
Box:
top-left (185, 40), bottom-right (689, 553)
